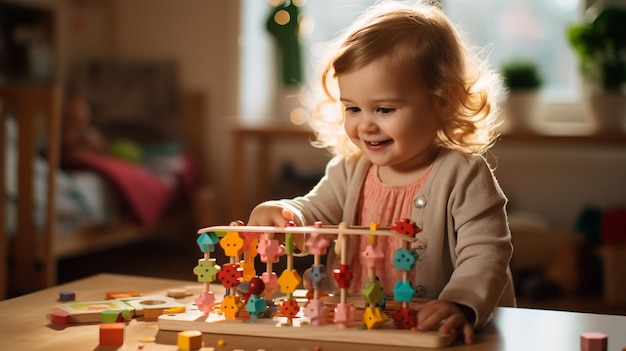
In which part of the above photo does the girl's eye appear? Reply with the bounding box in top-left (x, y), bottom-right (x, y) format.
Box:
top-left (345, 107), bottom-right (361, 113)
top-left (377, 107), bottom-right (395, 115)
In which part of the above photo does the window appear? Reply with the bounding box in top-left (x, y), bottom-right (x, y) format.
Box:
top-left (239, 0), bottom-right (584, 126)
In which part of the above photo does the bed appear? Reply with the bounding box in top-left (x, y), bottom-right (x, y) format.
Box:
top-left (1, 74), bottom-right (213, 298)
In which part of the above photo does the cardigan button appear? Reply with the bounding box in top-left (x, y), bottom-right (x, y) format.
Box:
top-left (414, 285), bottom-right (427, 298)
top-left (414, 196), bottom-right (427, 208)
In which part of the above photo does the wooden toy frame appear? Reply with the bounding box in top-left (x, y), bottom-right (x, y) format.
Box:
top-left (157, 221), bottom-right (459, 348)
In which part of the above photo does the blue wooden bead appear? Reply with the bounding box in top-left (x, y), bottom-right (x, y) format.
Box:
top-left (196, 232), bottom-right (220, 252)
top-left (393, 248), bottom-right (416, 271)
top-left (245, 295), bottom-right (266, 318)
top-left (392, 280), bottom-right (415, 302)
top-left (306, 265), bottom-right (327, 289)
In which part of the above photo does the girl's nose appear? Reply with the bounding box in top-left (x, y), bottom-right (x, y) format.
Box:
top-left (358, 113), bottom-right (378, 134)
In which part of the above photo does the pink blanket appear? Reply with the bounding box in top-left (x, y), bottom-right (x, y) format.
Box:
top-left (63, 155), bottom-right (172, 226)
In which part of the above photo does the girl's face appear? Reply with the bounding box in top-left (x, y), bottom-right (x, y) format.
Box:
top-left (338, 60), bottom-right (441, 183)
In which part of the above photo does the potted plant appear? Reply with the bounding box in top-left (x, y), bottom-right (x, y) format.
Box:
top-left (500, 59), bottom-right (544, 132)
top-left (567, 5), bottom-right (626, 133)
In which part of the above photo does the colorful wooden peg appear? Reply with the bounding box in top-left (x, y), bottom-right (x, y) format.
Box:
top-left (390, 218), bottom-right (422, 237)
top-left (303, 298), bottom-right (328, 326)
top-left (278, 269), bottom-right (302, 294)
top-left (194, 291), bottom-right (216, 313)
top-left (261, 272), bottom-right (279, 294)
top-left (217, 263), bottom-right (243, 288)
top-left (363, 306), bottom-right (387, 329)
top-left (392, 307), bottom-right (417, 329)
top-left (220, 231), bottom-right (245, 257)
top-left (196, 232), bottom-right (220, 253)
top-left (393, 248), bottom-right (417, 270)
top-left (332, 264), bottom-right (353, 289)
top-left (361, 280), bottom-right (385, 306)
top-left (306, 265), bottom-right (327, 289)
top-left (392, 280), bottom-right (416, 302)
top-left (220, 295), bottom-right (243, 319)
top-left (279, 298), bottom-right (300, 320)
top-left (361, 244), bottom-right (384, 268)
top-left (193, 259), bottom-right (220, 283)
top-left (334, 303), bottom-right (352, 329)
top-left (257, 239), bottom-right (285, 263)
top-left (306, 232), bottom-right (331, 255)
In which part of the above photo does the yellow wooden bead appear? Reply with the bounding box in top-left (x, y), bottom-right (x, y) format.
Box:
top-left (363, 306), bottom-right (387, 329)
top-left (220, 295), bottom-right (243, 319)
top-left (278, 269), bottom-right (302, 294)
top-left (220, 231), bottom-right (244, 257)
top-left (239, 260), bottom-right (256, 282)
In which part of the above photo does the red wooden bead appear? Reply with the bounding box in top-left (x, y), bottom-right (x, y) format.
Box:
top-left (391, 218), bottom-right (422, 237)
top-left (279, 298), bottom-right (300, 318)
top-left (248, 277), bottom-right (265, 295)
top-left (332, 264), bottom-right (352, 289)
top-left (391, 307), bottom-right (417, 329)
top-left (217, 263), bottom-right (243, 288)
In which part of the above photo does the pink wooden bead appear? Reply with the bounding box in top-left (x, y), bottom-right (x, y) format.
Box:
top-left (581, 332), bottom-right (607, 351)
top-left (334, 303), bottom-right (352, 329)
top-left (306, 232), bottom-right (331, 255)
top-left (261, 272), bottom-right (279, 293)
top-left (194, 291), bottom-right (216, 313)
top-left (303, 299), bottom-right (327, 326)
top-left (257, 239), bottom-right (285, 263)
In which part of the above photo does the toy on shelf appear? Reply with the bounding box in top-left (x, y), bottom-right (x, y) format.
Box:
top-left (158, 219), bottom-right (458, 349)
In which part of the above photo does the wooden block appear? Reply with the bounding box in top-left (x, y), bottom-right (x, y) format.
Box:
top-left (177, 330), bottom-right (203, 350)
top-left (101, 310), bottom-right (124, 323)
top-left (50, 310), bottom-right (71, 325)
top-left (167, 288), bottom-right (188, 298)
top-left (581, 332), bottom-right (608, 351)
top-left (143, 307), bottom-right (167, 320)
top-left (121, 295), bottom-right (181, 316)
top-left (99, 323), bottom-right (125, 346)
top-left (105, 291), bottom-right (142, 299)
top-left (59, 290), bottom-right (75, 302)
top-left (57, 299), bottom-right (133, 324)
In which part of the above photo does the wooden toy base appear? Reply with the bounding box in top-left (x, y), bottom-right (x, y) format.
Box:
top-left (158, 302), bottom-right (458, 349)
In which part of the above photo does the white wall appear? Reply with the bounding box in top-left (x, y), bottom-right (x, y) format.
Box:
top-left (493, 141), bottom-right (626, 230)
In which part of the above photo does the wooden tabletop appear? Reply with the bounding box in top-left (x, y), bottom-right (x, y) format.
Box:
top-left (1, 273), bottom-right (625, 351)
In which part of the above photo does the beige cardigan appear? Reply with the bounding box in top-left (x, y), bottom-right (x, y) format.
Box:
top-left (279, 148), bottom-right (516, 329)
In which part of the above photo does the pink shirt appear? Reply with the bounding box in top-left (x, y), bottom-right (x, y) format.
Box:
top-left (350, 164), bottom-right (433, 295)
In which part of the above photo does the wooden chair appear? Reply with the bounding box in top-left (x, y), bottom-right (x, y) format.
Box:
top-left (0, 85), bottom-right (61, 299)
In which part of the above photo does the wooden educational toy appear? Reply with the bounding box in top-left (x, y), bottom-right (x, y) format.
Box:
top-left (55, 295), bottom-right (182, 323)
top-left (158, 220), bottom-right (459, 348)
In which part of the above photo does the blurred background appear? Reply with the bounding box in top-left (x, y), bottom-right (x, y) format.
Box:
top-left (1, 0), bottom-right (625, 315)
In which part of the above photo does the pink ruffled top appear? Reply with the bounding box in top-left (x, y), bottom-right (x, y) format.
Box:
top-left (350, 164), bottom-right (433, 295)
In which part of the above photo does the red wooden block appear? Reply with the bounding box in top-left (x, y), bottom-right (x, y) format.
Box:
top-left (100, 323), bottom-right (125, 346)
top-left (51, 310), bottom-right (71, 325)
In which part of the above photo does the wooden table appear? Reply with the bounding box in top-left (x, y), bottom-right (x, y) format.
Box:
top-left (1, 273), bottom-right (626, 351)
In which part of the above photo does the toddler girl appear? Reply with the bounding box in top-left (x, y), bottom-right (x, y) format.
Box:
top-left (248, 0), bottom-right (515, 344)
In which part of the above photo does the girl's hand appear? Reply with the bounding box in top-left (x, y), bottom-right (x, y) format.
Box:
top-left (416, 299), bottom-right (475, 345)
top-left (247, 202), bottom-right (304, 250)
top-left (247, 202), bottom-right (293, 227)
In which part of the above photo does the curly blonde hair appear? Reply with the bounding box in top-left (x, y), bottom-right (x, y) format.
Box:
top-left (305, 0), bottom-right (503, 158)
